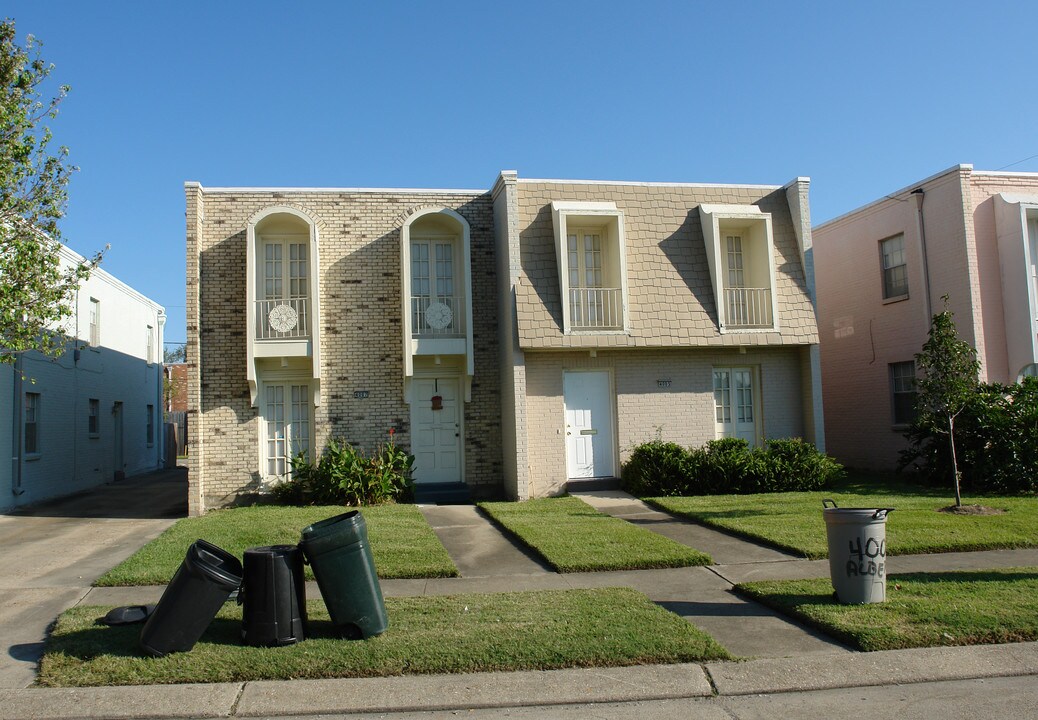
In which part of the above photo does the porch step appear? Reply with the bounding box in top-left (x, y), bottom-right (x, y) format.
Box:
top-left (414, 481), bottom-right (472, 505)
top-left (565, 477), bottom-right (621, 493)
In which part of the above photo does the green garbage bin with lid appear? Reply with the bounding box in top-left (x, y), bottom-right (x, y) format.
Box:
top-left (299, 510), bottom-right (388, 638)
top-left (823, 499), bottom-right (893, 604)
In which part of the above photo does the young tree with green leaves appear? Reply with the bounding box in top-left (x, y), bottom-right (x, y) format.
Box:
top-left (913, 297), bottom-right (980, 507)
top-left (1, 18), bottom-right (102, 363)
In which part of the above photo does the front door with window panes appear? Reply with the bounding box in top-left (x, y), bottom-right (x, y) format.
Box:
top-left (411, 237), bottom-right (457, 334)
top-left (568, 229), bottom-right (606, 327)
top-left (713, 367), bottom-right (758, 446)
top-left (262, 235), bottom-right (308, 337)
top-left (263, 383), bottom-right (311, 482)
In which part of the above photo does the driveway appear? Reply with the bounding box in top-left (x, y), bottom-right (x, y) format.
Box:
top-left (0, 468), bottom-right (186, 688)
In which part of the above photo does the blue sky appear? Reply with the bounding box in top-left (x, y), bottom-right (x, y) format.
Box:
top-left (8, 1), bottom-right (1038, 346)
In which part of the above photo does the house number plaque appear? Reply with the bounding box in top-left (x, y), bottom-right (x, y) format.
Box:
top-left (657, 379), bottom-right (672, 388)
top-left (353, 390), bottom-right (369, 399)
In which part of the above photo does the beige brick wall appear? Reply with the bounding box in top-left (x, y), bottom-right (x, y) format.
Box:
top-left (189, 189), bottom-right (502, 511)
top-left (523, 347), bottom-right (805, 496)
top-left (513, 181), bottom-right (818, 349)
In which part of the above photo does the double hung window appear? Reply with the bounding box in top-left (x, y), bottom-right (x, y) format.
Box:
top-left (890, 361), bottom-right (917, 425)
top-left (880, 235), bottom-right (908, 300)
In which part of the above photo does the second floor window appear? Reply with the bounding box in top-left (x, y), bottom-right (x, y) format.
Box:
top-left (146, 325), bottom-right (154, 364)
top-left (411, 238), bottom-right (459, 334)
top-left (881, 234), bottom-right (908, 299)
top-left (89, 298), bottom-right (100, 346)
top-left (568, 230), bottom-right (621, 329)
top-left (258, 236), bottom-right (309, 339)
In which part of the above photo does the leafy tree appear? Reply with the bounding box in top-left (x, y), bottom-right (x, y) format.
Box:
top-left (911, 298), bottom-right (980, 506)
top-left (0, 19), bottom-right (102, 363)
top-left (163, 343), bottom-right (186, 364)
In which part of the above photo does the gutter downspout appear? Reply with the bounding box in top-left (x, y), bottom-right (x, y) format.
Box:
top-left (11, 353), bottom-right (24, 496)
top-left (912, 188), bottom-right (934, 322)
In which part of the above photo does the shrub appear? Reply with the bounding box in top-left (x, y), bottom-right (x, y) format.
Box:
top-left (621, 436), bottom-right (843, 496)
top-left (271, 433), bottom-right (414, 506)
top-left (620, 440), bottom-right (695, 496)
top-left (901, 377), bottom-right (1038, 494)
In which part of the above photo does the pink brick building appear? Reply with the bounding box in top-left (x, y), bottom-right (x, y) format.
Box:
top-left (187, 172), bottom-right (824, 514)
top-left (814, 165), bottom-right (1038, 470)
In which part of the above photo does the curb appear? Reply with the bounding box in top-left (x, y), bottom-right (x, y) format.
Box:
top-left (3, 643), bottom-right (1037, 719)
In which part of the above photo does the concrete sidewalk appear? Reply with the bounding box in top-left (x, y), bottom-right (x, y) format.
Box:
top-left (4, 482), bottom-right (1038, 719)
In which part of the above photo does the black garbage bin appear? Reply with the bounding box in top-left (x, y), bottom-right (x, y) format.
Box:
top-left (139, 539), bottom-right (243, 657)
top-left (240, 544), bottom-right (307, 647)
top-left (299, 511), bottom-right (388, 639)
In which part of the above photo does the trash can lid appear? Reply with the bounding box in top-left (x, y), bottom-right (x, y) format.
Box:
top-left (185, 539), bottom-right (244, 588)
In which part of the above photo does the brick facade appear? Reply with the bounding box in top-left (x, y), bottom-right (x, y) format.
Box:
top-left (189, 172), bottom-right (822, 511)
top-left (188, 188), bottom-right (501, 512)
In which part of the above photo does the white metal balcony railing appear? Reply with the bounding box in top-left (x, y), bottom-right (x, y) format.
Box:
top-left (255, 298), bottom-right (311, 340)
top-left (724, 287), bottom-right (773, 329)
top-left (411, 295), bottom-right (464, 336)
top-left (569, 287), bottom-right (623, 330)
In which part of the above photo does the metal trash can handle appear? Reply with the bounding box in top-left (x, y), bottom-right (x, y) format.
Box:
top-left (822, 498), bottom-right (838, 509)
top-left (873, 508), bottom-right (895, 519)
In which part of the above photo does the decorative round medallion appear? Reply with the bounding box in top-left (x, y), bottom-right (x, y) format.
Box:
top-left (268, 304), bottom-right (298, 333)
top-left (426, 302), bottom-right (453, 330)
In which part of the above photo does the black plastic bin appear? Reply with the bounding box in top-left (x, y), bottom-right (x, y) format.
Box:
top-left (240, 544), bottom-right (307, 647)
top-left (299, 511), bottom-right (388, 639)
top-left (139, 539), bottom-right (243, 657)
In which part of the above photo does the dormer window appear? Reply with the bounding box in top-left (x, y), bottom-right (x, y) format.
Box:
top-left (699, 204), bottom-right (778, 331)
top-left (551, 202), bottom-right (628, 333)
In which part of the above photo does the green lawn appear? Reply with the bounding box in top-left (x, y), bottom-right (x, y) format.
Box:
top-left (38, 588), bottom-right (731, 687)
top-left (736, 568), bottom-right (1038, 651)
top-left (96, 505), bottom-right (458, 585)
top-left (647, 478), bottom-right (1038, 559)
top-left (478, 496), bottom-right (711, 572)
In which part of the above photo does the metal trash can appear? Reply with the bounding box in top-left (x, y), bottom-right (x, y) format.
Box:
top-left (139, 539), bottom-right (243, 657)
top-left (240, 545), bottom-right (308, 647)
top-left (299, 510), bottom-right (388, 639)
top-left (823, 499), bottom-right (893, 604)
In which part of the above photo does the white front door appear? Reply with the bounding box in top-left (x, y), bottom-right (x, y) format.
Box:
top-left (564, 370), bottom-right (614, 479)
top-left (713, 367), bottom-right (758, 446)
top-left (411, 377), bottom-right (462, 484)
top-left (263, 382), bottom-right (312, 482)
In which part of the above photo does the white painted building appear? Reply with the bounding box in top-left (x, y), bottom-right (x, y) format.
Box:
top-left (1, 244), bottom-right (166, 512)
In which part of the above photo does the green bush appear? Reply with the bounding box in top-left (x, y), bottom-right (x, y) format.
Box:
top-left (620, 441), bottom-right (695, 496)
top-left (901, 377), bottom-right (1038, 494)
top-left (621, 437), bottom-right (843, 496)
top-left (271, 434), bottom-right (414, 506)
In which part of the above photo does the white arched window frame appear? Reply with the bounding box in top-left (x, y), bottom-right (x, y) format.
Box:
top-left (246, 206), bottom-right (322, 407)
top-left (400, 207), bottom-right (474, 402)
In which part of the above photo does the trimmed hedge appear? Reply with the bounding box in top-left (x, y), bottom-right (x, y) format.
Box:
top-left (621, 437), bottom-right (844, 496)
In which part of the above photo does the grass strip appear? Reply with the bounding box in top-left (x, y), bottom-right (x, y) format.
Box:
top-left (37, 587), bottom-right (731, 687)
top-left (647, 478), bottom-right (1038, 559)
top-left (96, 505), bottom-right (458, 586)
top-left (736, 567), bottom-right (1038, 651)
top-left (478, 496), bottom-right (712, 572)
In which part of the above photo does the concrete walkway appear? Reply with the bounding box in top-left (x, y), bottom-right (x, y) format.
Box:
top-left (0, 469), bottom-right (187, 689)
top-left (4, 481), bottom-right (1038, 719)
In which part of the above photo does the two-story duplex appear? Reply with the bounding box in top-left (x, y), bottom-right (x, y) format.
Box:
top-left (814, 164), bottom-right (1038, 470)
top-left (187, 172), bottom-right (823, 514)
